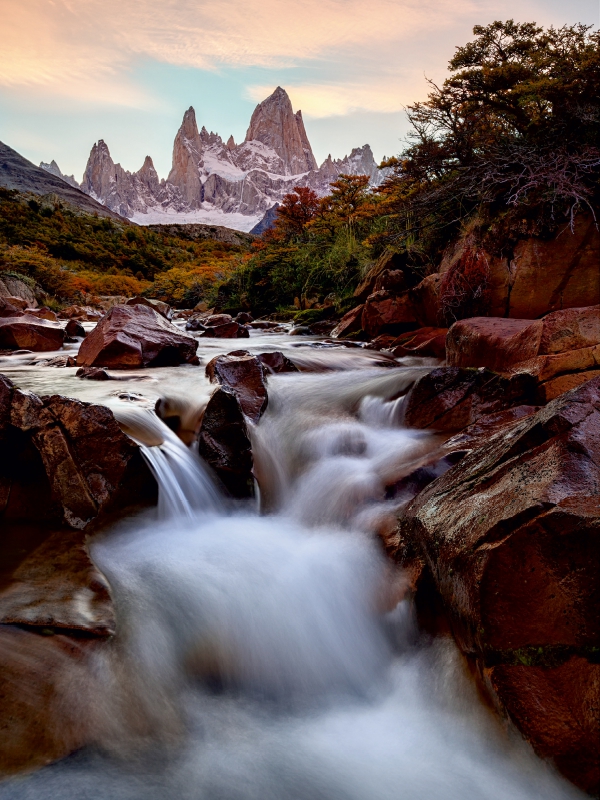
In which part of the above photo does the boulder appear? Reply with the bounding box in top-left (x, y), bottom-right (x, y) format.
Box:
top-left (125, 295), bottom-right (171, 318)
top-left (76, 367), bottom-right (114, 381)
top-left (447, 317), bottom-right (542, 371)
top-left (26, 306), bottom-right (58, 322)
top-left (197, 388), bottom-right (255, 499)
top-left (59, 305), bottom-right (102, 321)
top-left (205, 350), bottom-right (267, 424)
top-left (205, 313), bottom-right (233, 326)
top-left (0, 627), bottom-right (99, 774)
top-left (76, 304), bottom-right (198, 368)
top-left (409, 273), bottom-right (443, 327)
top-left (362, 290), bottom-right (418, 338)
top-left (402, 367), bottom-right (537, 432)
top-left (0, 298), bottom-right (23, 318)
top-left (249, 320), bottom-right (282, 329)
top-left (538, 304), bottom-right (600, 354)
top-left (330, 304), bottom-right (364, 339)
top-left (0, 275), bottom-right (37, 308)
top-left (391, 327), bottom-right (448, 359)
top-left (65, 319), bottom-right (86, 338)
top-left (257, 351), bottom-right (299, 374)
top-left (488, 214), bottom-right (600, 319)
top-left (392, 377), bottom-right (600, 794)
top-left (199, 321), bottom-right (249, 339)
top-left (235, 312), bottom-right (254, 324)
top-left (3, 296), bottom-right (27, 311)
top-left (0, 376), bottom-right (154, 529)
top-left (185, 318), bottom-right (207, 332)
top-left (0, 314), bottom-right (65, 351)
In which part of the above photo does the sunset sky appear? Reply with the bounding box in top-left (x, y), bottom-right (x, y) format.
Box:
top-left (1, 0), bottom-right (597, 181)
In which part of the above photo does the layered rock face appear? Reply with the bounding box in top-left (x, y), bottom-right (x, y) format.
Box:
top-left (76, 88), bottom-right (389, 224)
top-left (390, 377), bottom-right (600, 794)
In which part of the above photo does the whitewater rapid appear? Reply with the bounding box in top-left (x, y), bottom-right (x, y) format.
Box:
top-left (0, 334), bottom-right (582, 800)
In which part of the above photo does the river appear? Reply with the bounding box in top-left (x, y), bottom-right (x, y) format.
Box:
top-left (0, 327), bottom-right (582, 800)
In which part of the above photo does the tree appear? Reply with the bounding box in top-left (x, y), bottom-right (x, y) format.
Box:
top-left (272, 186), bottom-right (319, 241)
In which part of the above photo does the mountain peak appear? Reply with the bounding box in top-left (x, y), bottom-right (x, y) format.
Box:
top-left (244, 87), bottom-right (317, 175)
top-left (180, 107), bottom-right (199, 141)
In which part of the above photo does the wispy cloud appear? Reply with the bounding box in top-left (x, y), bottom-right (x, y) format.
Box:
top-left (1, 0), bottom-right (478, 107)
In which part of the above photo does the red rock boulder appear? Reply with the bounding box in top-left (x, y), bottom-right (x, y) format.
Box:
top-left (331, 304), bottom-right (364, 339)
top-left (361, 290), bottom-right (418, 338)
top-left (391, 327), bottom-right (448, 359)
top-left (392, 377), bottom-right (600, 793)
top-left (402, 367), bottom-right (536, 432)
top-left (0, 313), bottom-right (65, 351)
top-left (125, 295), bottom-right (171, 318)
top-left (258, 351), bottom-right (299, 374)
top-left (76, 304), bottom-right (198, 368)
top-left (199, 321), bottom-right (249, 339)
top-left (205, 350), bottom-right (267, 424)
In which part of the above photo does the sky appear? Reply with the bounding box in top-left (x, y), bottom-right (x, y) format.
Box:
top-left (0, 0), bottom-right (598, 182)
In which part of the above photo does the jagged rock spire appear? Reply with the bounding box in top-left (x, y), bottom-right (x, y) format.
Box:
top-left (244, 86), bottom-right (317, 175)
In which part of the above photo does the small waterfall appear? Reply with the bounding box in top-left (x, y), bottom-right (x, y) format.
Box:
top-left (113, 405), bottom-right (223, 519)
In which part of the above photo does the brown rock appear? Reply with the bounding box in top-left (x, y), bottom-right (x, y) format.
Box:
top-left (249, 320), bottom-right (282, 330)
top-left (538, 304), bottom-right (600, 354)
top-left (76, 304), bottom-right (198, 368)
top-left (447, 317), bottom-right (542, 371)
top-left (0, 376), bottom-right (154, 529)
top-left (0, 314), bottom-right (65, 351)
top-left (125, 295), bottom-right (171, 318)
top-left (26, 306), bottom-right (58, 322)
top-left (76, 366), bottom-right (113, 381)
top-left (205, 350), bottom-right (267, 423)
top-left (205, 313), bottom-right (233, 326)
top-left (537, 369), bottom-right (600, 402)
top-left (391, 327), bottom-right (448, 359)
top-left (331, 304), bottom-right (364, 339)
top-left (393, 378), bottom-right (600, 792)
top-left (0, 528), bottom-right (114, 635)
top-left (197, 388), bottom-right (254, 498)
top-left (235, 312), bottom-right (254, 324)
top-left (483, 658), bottom-right (600, 796)
top-left (402, 367), bottom-right (536, 432)
top-left (409, 273), bottom-right (443, 327)
top-left (65, 318), bottom-right (86, 338)
top-left (200, 322), bottom-right (249, 339)
top-left (59, 305), bottom-right (102, 321)
top-left (3, 296), bottom-right (28, 311)
top-left (362, 290), bottom-right (418, 338)
top-left (0, 626), bottom-right (100, 774)
top-left (257, 351), bottom-right (299, 374)
top-left (489, 214), bottom-right (600, 319)
top-left (0, 298), bottom-right (23, 318)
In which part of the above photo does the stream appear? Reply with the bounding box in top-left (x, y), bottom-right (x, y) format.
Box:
top-left (0, 328), bottom-right (582, 800)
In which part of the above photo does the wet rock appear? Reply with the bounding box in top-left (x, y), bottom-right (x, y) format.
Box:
top-left (65, 319), bottom-right (86, 338)
top-left (391, 327), bottom-right (448, 359)
top-left (0, 314), bottom-right (66, 351)
top-left (76, 366), bottom-right (113, 381)
top-left (76, 304), bottom-right (198, 368)
top-left (38, 355), bottom-right (77, 368)
top-left (205, 313), bottom-right (233, 326)
top-left (200, 321), bottom-right (249, 339)
top-left (447, 317), bottom-right (543, 371)
top-left (58, 305), bottom-right (102, 321)
top-left (536, 369), bottom-right (600, 402)
top-left (409, 273), bottom-right (443, 327)
top-left (205, 350), bottom-right (267, 423)
top-left (249, 320), bottom-right (283, 330)
top-left (0, 528), bottom-right (114, 635)
top-left (185, 318), bottom-right (207, 332)
top-left (402, 367), bottom-right (537, 432)
top-left (538, 304), bottom-right (600, 354)
top-left (0, 298), bottom-right (24, 318)
top-left (257, 351), bottom-right (299, 374)
top-left (289, 325), bottom-right (311, 336)
top-left (308, 319), bottom-right (338, 336)
top-left (330, 304), bottom-right (364, 339)
top-left (0, 376), bottom-right (154, 529)
top-left (361, 290), bottom-right (418, 338)
top-left (26, 306), bottom-right (58, 322)
top-left (483, 657), bottom-right (600, 796)
top-left (392, 377), bottom-right (600, 793)
top-left (197, 388), bottom-right (254, 499)
top-left (235, 312), bottom-right (254, 324)
top-left (3, 296), bottom-right (28, 311)
top-left (125, 295), bottom-right (171, 318)
top-left (0, 626), bottom-right (100, 774)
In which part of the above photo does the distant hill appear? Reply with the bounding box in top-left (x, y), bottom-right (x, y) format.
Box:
top-left (0, 141), bottom-right (126, 221)
top-left (147, 223), bottom-right (255, 247)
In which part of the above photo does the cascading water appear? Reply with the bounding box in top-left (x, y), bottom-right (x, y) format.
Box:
top-left (0, 347), bottom-right (582, 800)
